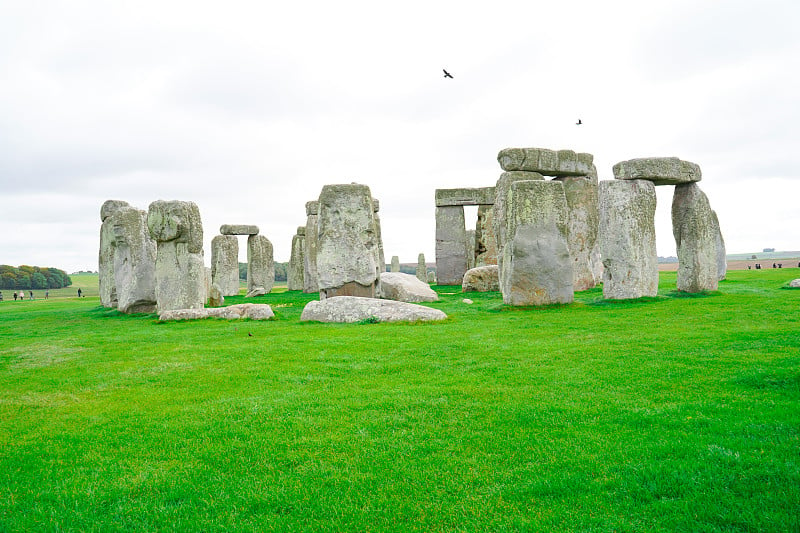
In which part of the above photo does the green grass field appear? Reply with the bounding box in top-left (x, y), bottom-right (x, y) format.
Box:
top-left (1, 270), bottom-right (798, 531)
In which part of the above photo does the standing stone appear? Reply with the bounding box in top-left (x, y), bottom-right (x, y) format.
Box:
top-left (554, 176), bottom-right (600, 291)
top-left (211, 235), bottom-right (239, 296)
top-left (435, 205), bottom-right (467, 285)
top-left (99, 200), bottom-right (130, 308)
top-left (672, 183), bottom-right (718, 292)
top-left (147, 200), bottom-right (205, 312)
top-left (208, 284), bottom-right (224, 307)
top-left (247, 234), bottom-right (275, 295)
top-left (391, 255), bottom-right (400, 273)
top-left (111, 206), bottom-right (157, 314)
top-left (475, 205), bottom-right (498, 266)
top-left (427, 271), bottom-right (436, 284)
top-left (500, 180), bottom-right (573, 306)
top-left (373, 199), bottom-right (386, 278)
top-left (303, 201), bottom-right (319, 293)
top-left (287, 227), bottom-right (306, 291)
top-left (599, 180), bottom-right (658, 299)
top-left (465, 229), bottom-right (476, 271)
top-left (416, 253), bottom-right (427, 283)
top-left (712, 211), bottom-right (727, 281)
top-left (316, 183), bottom-right (382, 299)
top-left (493, 171), bottom-right (544, 274)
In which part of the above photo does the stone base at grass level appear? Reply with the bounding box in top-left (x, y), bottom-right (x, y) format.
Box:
top-left (462, 265), bottom-right (499, 292)
top-left (300, 296), bottom-right (447, 323)
top-left (159, 303), bottom-right (274, 321)
top-left (379, 272), bottom-right (438, 302)
top-left (320, 281), bottom-right (376, 300)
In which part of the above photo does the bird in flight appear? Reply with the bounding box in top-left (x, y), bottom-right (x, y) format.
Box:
top-left (443, 69), bottom-right (453, 79)
top-left (576, 119), bottom-right (583, 125)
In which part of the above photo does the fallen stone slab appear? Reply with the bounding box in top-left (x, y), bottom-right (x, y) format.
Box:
top-left (159, 303), bottom-right (274, 321)
top-left (379, 272), bottom-right (439, 302)
top-left (613, 157), bottom-right (701, 185)
top-left (497, 148), bottom-right (595, 177)
top-left (462, 265), bottom-right (499, 292)
top-left (789, 279), bottom-right (800, 288)
top-left (220, 224), bottom-right (260, 235)
top-left (246, 287), bottom-right (267, 297)
top-left (300, 296), bottom-right (446, 323)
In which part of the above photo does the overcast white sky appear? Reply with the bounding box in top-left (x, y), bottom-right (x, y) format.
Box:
top-left (2, 0), bottom-right (798, 272)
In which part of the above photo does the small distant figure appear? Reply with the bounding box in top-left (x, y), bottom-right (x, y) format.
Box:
top-left (0, 291), bottom-right (3, 301)
top-left (778, 263), bottom-right (782, 268)
top-left (45, 289), bottom-right (49, 299)
top-left (576, 119), bottom-right (582, 125)
top-left (19, 292), bottom-right (24, 301)
top-left (77, 288), bottom-right (82, 298)
top-left (29, 291), bottom-right (33, 300)
top-left (13, 292), bottom-right (18, 301)
top-left (773, 263), bottom-right (777, 269)
top-left (442, 69), bottom-right (453, 79)
top-left (747, 265), bottom-right (751, 270)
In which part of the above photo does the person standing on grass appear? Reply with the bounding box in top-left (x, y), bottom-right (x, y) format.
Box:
top-left (13, 292), bottom-right (17, 301)
top-left (77, 288), bottom-right (82, 298)
top-left (45, 289), bottom-right (49, 299)
top-left (19, 291), bottom-right (23, 300)
top-left (29, 291), bottom-right (33, 300)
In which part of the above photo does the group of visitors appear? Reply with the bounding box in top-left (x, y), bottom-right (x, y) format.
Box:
top-left (0, 288), bottom-right (84, 301)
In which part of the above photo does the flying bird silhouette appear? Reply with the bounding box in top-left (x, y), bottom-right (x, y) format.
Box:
top-left (576, 119), bottom-right (583, 125)
top-left (443, 69), bottom-right (453, 79)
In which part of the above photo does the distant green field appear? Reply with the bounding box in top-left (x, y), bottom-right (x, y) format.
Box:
top-left (1, 269), bottom-right (798, 531)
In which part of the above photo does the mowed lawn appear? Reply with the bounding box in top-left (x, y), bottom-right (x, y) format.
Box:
top-left (0, 269), bottom-right (798, 532)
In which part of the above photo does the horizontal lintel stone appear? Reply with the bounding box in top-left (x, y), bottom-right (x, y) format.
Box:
top-left (435, 187), bottom-right (496, 207)
top-left (220, 224), bottom-right (260, 235)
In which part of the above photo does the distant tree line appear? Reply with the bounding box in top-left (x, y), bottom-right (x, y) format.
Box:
top-left (0, 265), bottom-right (72, 290)
top-left (238, 262), bottom-right (288, 282)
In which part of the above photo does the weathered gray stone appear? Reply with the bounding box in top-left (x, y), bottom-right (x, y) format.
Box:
top-left (300, 296), bottom-right (446, 323)
top-left (554, 176), bottom-right (600, 291)
top-left (498, 148), bottom-right (595, 177)
top-left (373, 198), bottom-right (386, 275)
top-left (475, 205), bottom-right (498, 267)
top-left (427, 271), bottom-right (436, 284)
top-left (500, 180), bottom-right (574, 306)
top-left (147, 200), bottom-right (205, 312)
top-left (435, 187), bottom-right (496, 207)
top-left (613, 157), bottom-right (701, 185)
top-left (159, 303), bottom-right (274, 321)
top-left (416, 253), bottom-right (427, 283)
top-left (220, 224), bottom-right (259, 235)
top-left (303, 200), bottom-right (319, 293)
top-left (391, 255), bottom-right (400, 273)
top-left (462, 265), bottom-right (499, 292)
top-left (599, 180), bottom-right (658, 299)
top-left (379, 272), bottom-right (439, 302)
top-left (247, 234), bottom-right (274, 295)
top-left (316, 184), bottom-right (381, 299)
top-left (211, 235), bottom-right (239, 296)
top-left (208, 284), bottom-right (224, 307)
top-left (99, 200), bottom-right (131, 308)
top-left (712, 211), bottom-right (727, 281)
top-left (435, 205), bottom-right (467, 285)
top-left (204, 267), bottom-right (212, 304)
top-left (246, 287), bottom-right (266, 297)
top-left (466, 229), bottom-right (476, 270)
top-left (287, 230), bottom-right (306, 291)
top-left (672, 183), bottom-right (718, 292)
top-left (111, 206), bottom-right (157, 314)
top-left (789, 279), bottom-right (800, 288)
top-left (493, 171), bottom-right (545, 273)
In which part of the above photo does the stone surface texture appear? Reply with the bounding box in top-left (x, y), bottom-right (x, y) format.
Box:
top-left (711, 210), bottom-right (727, 281)
top-left (672, 183), bottom-right (719, 292)
top-left (287, 230), bottom-right (306, 291)
top-left (147, 200), bottom-right (206, 312)
top-left (435, 205), bottom-right (467, 285)
top-left (211, 235), bottom-right (240, 296)
top-left (379, 272), bottom-right (439, 302)
top-left (303, 200), bottom-right (319, 293)
top-left (497, 148), bottom-right (595, 177)
top-left (99, 200), bottom-right (131, 308)
top-left (500, 180), bottom-right (574, 306)
top-left (598, 180), bottom-right (658, 299)
top-left (462, 265), bottom-right (500, 292)
top-left (390, 255), bottom-right (400, 273)
top-left (789, 279), bottom-right (800, 288)
top-left (300, 296), bottom-right (446, 323)
top-left (316, 184), bottom-right (381, 299)
top-left (555, 176), bottom-right (600, 291)
top-left (492, 171), bottom-right (544, 274)
top-left (466, 229), bottom-right (476, 271)
top-left (111, 206), bottom-right (157, 313)
top-left (475, 205), bottom-right (498, 267)
top-left (247, 234), bottom-right (275, 294)
top-left (416, 253), bottom-right (427, 283)
top-left (220, 224), bottom-right (259, 235)
top-left (613, 157), bottom-right (701, 185)
top-left (208, 284), bottom-right (224, 307)
top-left (159, 303), bottom-right (274, 321)
top-left (435, 187), bottom-right (496, 207)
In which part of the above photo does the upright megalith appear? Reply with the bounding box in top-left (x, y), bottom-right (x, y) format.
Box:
top-left (475, 205), bottom-right (498, 267)
top-left (303, 201), bottom-right (319, 293)
top-left (287, 226), bottom-right (306, 291)
top-left (500, 180), bottom-right (573, 306)
top-left (416, 253), bottom-right (427, 283)
top-left (373, 198), bottom-right (386, 276)
top-left (211, 235), bottom-right (239, 296)
top-left (111, 206), bottom-right (157, 313)
top-left (99, 200), bottom-right (131, 308)
top-left (466, 229), bottom-right (476, 270)
top-left (316, 183), bottom-right (382, 299)
top-left (492, 171), bottom-right (544, 273)
top-left (391, 255), bottom-right (400, 273)
top-left (247, 234), bottom-right (275, 295)
top-left (435, 205), bottom-right (468, 285)
top-left (672, 183), bottom-right (718, 292)
top-left (554, 176), bottom-right (599, 291)
top-left (598, 180), bottom-right (658, 299)
top-left (147, 200), bottom-right (205, 312)
top-left (711, 211), bottom-right (727, 281)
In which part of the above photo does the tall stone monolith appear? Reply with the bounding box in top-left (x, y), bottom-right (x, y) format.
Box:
top-left (435, 205), bottom-right (467, 285)
top-left (99, 199), bottom-right (130, 308)
top-left (672, 183), bottom-right (718, 293)
top-left (303, 201), bottom-right (319, 293)
top-left (373, 198), bottom-right (386, 277)
top-left (599, 180), bottom-right (658, 299)
top-left (211, 235), bottom-right (240, 296)
top-left (147, 200), bottom-right (205, 312)
top-left (555, 176), bottom-right (599, 291)
top-left (288, 226), bottom-right (306, 291)
top-left (493, 171), bottom-right (544, 273)
top-left (466, 229), bottom-right (476, 271)
top-left (111, 205), bottom-right (157, 313)
top-left (391, 255), bottom-right (400, 273)
top-left (711, 211), bottom-right (727, 281)
top-left (475, 205), bottom-right (498, 267)
top-left (247, 234), bottom-right (275, 295)
top-left (500, 180), bottom-right (573, 306)
top-left (416, 253), bottom-right (427, 283)
top-left (316, 183), bottom-right (381, 299)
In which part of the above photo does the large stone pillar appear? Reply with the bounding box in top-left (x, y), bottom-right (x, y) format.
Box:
top-left (475, 205), bottom-right (498, 267)
top-left (672, 183), bottom-right (718, 293)
top-left (111, 206), bottom-right (156, 313)
top-left (99, 200), bottom-right (130, 308)
top-left (554, 176), bottom-right (599, 291)
top-left (147, 200), bottom-right (205, 312)
top-left (287, 226), bottom-right (306, 291)
top-left (247, 234), bottom-right (274, 295)
top-left (211, 235), bottom-right (239, 296)
top-left (416, 253), bottom-right (427, 283)
top-left (711, 210), bottom-right (727, 281)
top-left (435, 205), bottom-right (467, 285)
top-left (500, 180), bottom-right (573, 306)
top-left (493, 171), bottom-right (544, 274)
top-left (373, 198), bottom-right (385, 277)
top-left (599, 180), bottom-right (658, 299)
top-left (303, 201), bottom-right (319, 294)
